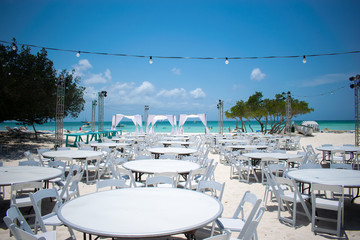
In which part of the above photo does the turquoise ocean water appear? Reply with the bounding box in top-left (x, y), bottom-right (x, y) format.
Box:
top-left (0, 120), bottom-right (355, 134)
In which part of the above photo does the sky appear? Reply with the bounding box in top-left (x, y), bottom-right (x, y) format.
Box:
top-left (1, 0), bottom-right (359, 121)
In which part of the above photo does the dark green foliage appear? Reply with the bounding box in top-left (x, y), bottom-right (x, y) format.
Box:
top-left (0, 39), bottom-right (85, 135)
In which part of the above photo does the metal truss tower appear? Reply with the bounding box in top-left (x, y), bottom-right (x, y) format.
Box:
top-left (98, 91), bottom-right (107, 132)
top-left (91, 100), bottom-right (97, 132)
top-left (217, 99), bottom-right (224, 135)
top-left (350, 75), bottom-right (360, 146)
top-left (144, 105), bottom-right (149, 127)
top-left (55, 75), bottom-right (65, 148)
top-left (282, 91), bottom-right (292, 135)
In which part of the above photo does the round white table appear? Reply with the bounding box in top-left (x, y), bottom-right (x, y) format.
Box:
top-left (58, 188), bottom-right (223, 238)
top-left (42, 150), bottom-right (103, 160)
top-left (287, 169), bottom-right (360, 188)
top-left (158, 141), bottom-right (195, 147)
top-left (228, 145), bottom-right (268, 151)
top-left (147, 147), bottom-right (197, 159)
top-left (243, 152), bottom-right (301, 160)
top-left (0, 166), bottom-right (62, 186)
top-left (217, 139), bottom-right (249, 144)
top-left (316, 146), bottom-right (360, 161)
top-left (123, 159), bottom-right (200, 181)
top-left (90, 142), bottom-right (130, 150)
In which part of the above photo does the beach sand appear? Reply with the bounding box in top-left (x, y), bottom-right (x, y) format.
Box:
top-left (0, 131), bottom-right (359, 240)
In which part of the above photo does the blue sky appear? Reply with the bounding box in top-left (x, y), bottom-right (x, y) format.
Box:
top-left (1, 0), bottom-right (359, 121)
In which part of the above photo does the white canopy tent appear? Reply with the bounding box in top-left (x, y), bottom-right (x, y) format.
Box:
top-left (146, 115), bottom-right (177, 134)
top-left (178, 114), bottom-right (209, 134)
top-left (111, 114), bottom-right (143, 133)
top-left (301, 121), bottom-right (319, 132)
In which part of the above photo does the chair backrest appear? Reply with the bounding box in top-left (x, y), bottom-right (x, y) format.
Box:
top-left (184, 168), bottom-right (207, 189)
top-left (159, 154), bottom-right (176, 159)
top-left (9, 223), bottom-right (46, 240)
top-left (57, 147), bottom-right (71, 150)
top-left (330, 163), bottom-right (352, 169)
top-left (3, 206), bottom-right (33, 235)
top-left (96, 179), bottom-right (128, 191)
top-left (30, 188), bottom-right (62, 232)
top-left (299, 162), bottom-right (322, 169)
top-left (11, 181), bottom-right (44, 208)
top-left (240, 207), bottom-right (266, 240)
top-left (146, 175), bottom-right (175, 187)
top-left (24, 151), bottom-right (32, 160)
top-left (196, 180), bottom-right (225, 201)
top-left (78, 146), bottom-right (93, 151)
top-left (48, 160), bottom-right (66, 179)
top-left (232, 191), bottom-right (262, 239)
top-left (59, 171), bottom-right (83, 201)
top-left (19, 160), bottom-right (41, 166)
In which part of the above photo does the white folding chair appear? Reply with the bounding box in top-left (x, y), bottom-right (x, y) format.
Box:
top-left (11, 182), bottom-right (43, 215)
top-left (30, 188), bottom-right (75, 238)
top-left (215, 191), bottom-right (262, 239)
top-left (274, 176), bottom-right (311, 227)
top-left (96, 178), bottom-right (128, 191)
top-left (177, 168), bottom-right (207, 190)
top-left (145, 175), bottom-right (175, 188)
top-left (3, 205), bottom-right (56, 240)
top-left (311, 184), bottom-right (344, 237)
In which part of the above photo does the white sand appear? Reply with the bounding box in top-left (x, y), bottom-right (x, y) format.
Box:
top-left (1, 132), bottom-right (359, 240)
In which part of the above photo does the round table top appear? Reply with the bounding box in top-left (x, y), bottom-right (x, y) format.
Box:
top-left (316, 146), bottom-right (360, 152)
top-left (163, 137), bottom-right (190, 141)
top-left (287, 169), bottom-right (360, 187)
top-left (58, 188), bottom-right (223, 238)
top-left (243, 152), bottom-right (301, 160)
top-left (217, 139), bottom-right (249, 144)
top-left (0, 166), bottom-right (62, 186)
top-left (42, 150), bottom-right (103, 159)
top-left (147, 147), bottom-right (197, 155)
top-left (123, 159), bottom-right (200, 174)
top-left (90, 142), bottom-right (130, 148)
top-left (228, 145), bottom-right (268, 150)
top-left (158, 141), bottom-right (195, 145)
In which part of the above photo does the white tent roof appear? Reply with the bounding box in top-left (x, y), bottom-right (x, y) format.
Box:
top-left (111, 114), bottom-right (143, 133)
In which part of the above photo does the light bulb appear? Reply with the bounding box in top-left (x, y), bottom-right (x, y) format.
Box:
top-left (225, 57), bottom-right (229, 64)
top-left (12, 43), bottom-right (16, 51)
top-left (302, 55), bottom-right (306, 64)
top-left (149, 56), bottom-right (153, 64)
top-left (76, 51), bottom-right (80, 57)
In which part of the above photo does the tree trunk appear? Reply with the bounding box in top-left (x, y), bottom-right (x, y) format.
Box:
top-left (31, 123), bottom-right (38, 140)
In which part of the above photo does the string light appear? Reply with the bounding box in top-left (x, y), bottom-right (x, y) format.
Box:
top-left (302, 55), bottom-right (306, 63)
top-left (293, 85), bottom-right (346, 98)
top-left (12, 43), bottom-right (16, 51)
top-left (76, 51), bottom-right (80, 57)
top-left (225, 57), bottom-right (229, 64)
top-left (149, 56), bottom-right (153, 64)
top-left (1, 40), bottom-right (359, 63)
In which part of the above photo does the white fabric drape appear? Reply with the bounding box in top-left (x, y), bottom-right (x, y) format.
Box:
top-left (146, 115), bottom-right (176, 134)
top-left (111, 114), bottom-right (143, 133)
top-left (178, 114), bottom-right (209, 134)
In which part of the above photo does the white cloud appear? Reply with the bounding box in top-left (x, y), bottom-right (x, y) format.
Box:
top-left (250, 68), bottom-right (266, 81)
top-left (84, 73), bottom-right (108, 85)
top-left (104, 69), bottom-right (112, 80)
top-left (303, 73), bottom-right (347, 87)
top-left (157, 88), bottom-right (187, 98)
top-left (132, 81), bottom-right (155, 95)
top-left (73, 59), bottom-right (92, 77)
top-left (171, 67), bottom-right (181, 75)
top-left (190, 88), bottom-right (206, 99)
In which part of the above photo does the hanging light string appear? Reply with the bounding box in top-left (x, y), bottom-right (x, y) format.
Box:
top-left (293, 85), bottom-right (346, 98)
top-left (1, 39), bottom-right (360, 62)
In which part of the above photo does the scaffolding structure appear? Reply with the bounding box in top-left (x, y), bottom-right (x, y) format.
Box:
top-left (350, 75), bottom-right (360, 146)
top-left (283, 91), bottom-right (292, 135)
top-left (217, 99), bottom-right (224, 135)
top-left (144, 105), bottom-right (149, 127)
top-left (91, 100), bottom-right (97, 132)
top-left (98, 91), bottom-right (107, 132)
top-left (55, 75), bottom-right (65, 148)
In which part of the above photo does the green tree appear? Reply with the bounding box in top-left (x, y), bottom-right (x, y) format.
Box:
top-left (225, 92), bottom-right (314, 134)
top-left (0, 40), bottom-right (85, 138)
